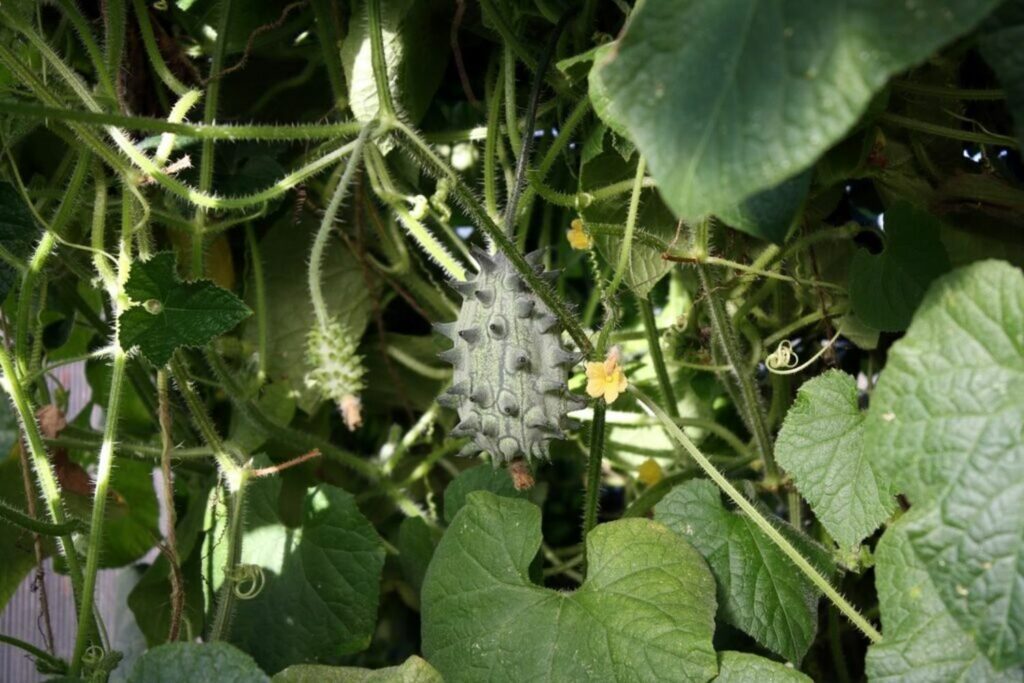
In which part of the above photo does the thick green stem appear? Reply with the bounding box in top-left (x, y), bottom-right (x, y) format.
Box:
top-left (697, 263), bottom-right (779, 484)
top-left (638, 294), bottom-right (678, 416)
top-left (630, 385), bottom-right (882, 643)
top-left (168, 354), bottom-right (242, 484)
top-left (484, 60), bottom-right (503, 221)
top-left (70, 349), bottom-right (126, 673)
top-left (606, 156), bottom-right (645, 297)
top-left (502, 43), bottom-right (522, 159)
top-left (193, 0), bottom-right (235, 276)
top-left (130, 0), bottom-right (190, 96)
top-left (55, 0), bottom-right (117, 99)
top-left (0, 633), bottom-right (67, 674)
top-left (245, 225), bottom-right (268, 382)
top-left (310, 0), bottom-right (346, 108)
top-left (880, 112), bottom-right (1016, 147)
top-left (582, 400), bottom-right (606, 541)
top-left (103, 0), bottom-right (125, 92)
top-left (366, 0), bottom-right (397, 120)
top-left (209, 470), bottom-right (250, 641)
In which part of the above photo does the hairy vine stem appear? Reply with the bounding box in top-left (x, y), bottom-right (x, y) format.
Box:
top-left (696, 262), bottom-right (779, 485)
top-left (630, 386), bottom-right (883, 643)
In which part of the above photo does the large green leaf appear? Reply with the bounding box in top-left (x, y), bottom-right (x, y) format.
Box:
top-left (848, 202), bottom-right (951, 332)
top-left (120, 252), bottom-right (251, 366)
top-left (715, 170), bottom-right (812, 245)
top-left (715, 651), bottom-right (811, 682)
top-left (866, 519), bottom-right (1022, 682)
top-left (243, 219), bottom-right (375, 413)
top-left (341, 0), bottom-right (452, 125)
top-left (273, 656), bottom-right (441, 683)
top-left (223, 470), bottom-right (386, 674)
top-left (656, 479), bottom-right (834, 664)
top-left (589, 0), bottom-right (1002, 226)
top-left (126, 642), bottom-right (269, 683)
top-left (864, 260), bottom-right (1024, 669)
top-left (422, 492), bottom-right (718, 682)
top-left (775, 370), bottom-right (893, 548)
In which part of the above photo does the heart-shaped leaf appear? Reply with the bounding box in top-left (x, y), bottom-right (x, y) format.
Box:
top-left (715, 651), bottom-right (811, 682)
top-left (272, 656), bottom-right (441, 683)
top-left (422, 491), bottom-right (718, 682)
top-left (775, 370), bottom-right (893, 548)
top-left (127, 642), bottom-right (269, 683)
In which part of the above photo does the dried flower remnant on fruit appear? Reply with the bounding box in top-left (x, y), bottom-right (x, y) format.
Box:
top-left (567, 218), bottom-right (593, 250)
top-left (586, 347), bottom-right (628, 404)
top-left (508, 459), bottom-right (535, 490)
top-left (637, 458), bottom-right (664, 486)
top-left (435, 247), bottom-right (586, 464)
top-left (305, 317), bottom-right (366, 430)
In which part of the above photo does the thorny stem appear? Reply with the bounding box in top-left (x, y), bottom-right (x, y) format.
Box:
top-left (582, 400), bottom-right (606, 543)
top-left (638, 295), bottom-right (678, 416)
top-left (696, 262), bottom-right (779, 484)
top-left (309, 125), bottom-right (372, 329)
top-left (193, 0), bottom-right (235, 276)
top-left (209, 469), bottom-right (251, 642)
top-left (310, 0), bottom-right (346, 109)
top-left (630, 386), bottom-right (883, 643)
top-left (0, 496), bottom-right (85, 536)
top-left (0, 633), bottom-right (67, 675)
top-left (245, 225), bottom-right (268, 382)
top-left (130, 0), bottom-right (190, 96)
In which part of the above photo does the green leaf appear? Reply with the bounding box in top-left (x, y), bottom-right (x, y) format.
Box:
top-left (126, 642), bottom-right (269, 683)
top-left (866, 519), bottom-right (1021, 682)
top-left (243, 218), bottom-right (375, 413)
top-left (119, 252), bottom-right (251, 366)
top-left (422, 491), bottom-right (718, 682)
top-left (714, 651), bottom-right (811, 682)
top-left (94, 458), bottom-right (162, 568)
top-left (848, 202), bottom-right (951, 332)
top-left (341, 0), bottom-right (452, 125)
top-left (224, 470), bottom-right (386, 674)
top-left (775, 370), bottom-right (893, 548)
top-left (656, 479), bottom-right (834, 664)
top-left (443, 463), bottom-right (529, 524)
top-left (588, 0), bottom-right (1001, 226)
top-left (715, 170), bottom-right (812, 245)
top-left (864, 260), bottom-right (1024, 669)
top-left (272, 656), bottom-right (442, 683)
top-left (0, 181), bottom-right (37, 303)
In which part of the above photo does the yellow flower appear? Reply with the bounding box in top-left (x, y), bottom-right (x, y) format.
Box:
top-left (566, 218), bottom-right (593, 250)
top-left (637, 458), bottom-right (664, 486)
top-left (585, 348), bottom-right (628, 404)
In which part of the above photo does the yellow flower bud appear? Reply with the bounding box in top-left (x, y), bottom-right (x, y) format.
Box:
top-left (567, 218), bottom-right (593, 250)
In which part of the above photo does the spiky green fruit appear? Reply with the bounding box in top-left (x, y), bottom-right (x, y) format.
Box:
top-left (305, 317), bottom-right (365, 430)
top-left (436, 247), bottom-right (585, 464)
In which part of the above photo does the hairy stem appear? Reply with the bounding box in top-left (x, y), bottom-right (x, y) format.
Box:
top-left (638, 294), bottom-right (678, 416)
top-left (582, 400), bottom-right (606, 542)
top-left (366, 0), bottom-right (397, 120)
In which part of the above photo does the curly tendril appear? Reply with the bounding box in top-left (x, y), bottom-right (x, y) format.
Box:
top-left (224, 564), bottom-right (266, 599)
top-left (765, 331), bottom-right (842, 375)
top-left (81, 645), bottom-right (105, 666)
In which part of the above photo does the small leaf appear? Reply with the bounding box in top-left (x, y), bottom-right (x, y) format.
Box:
top-left (864, 260), bottom-right (1024, 669)
top-left (848, 202), bottom-right (951, 332)
top-left (866, 519), bottom-right (1019, 682)
top-left (272, 656), bottom-right (442, 683)
top-left (588, 0), bottom-right (1002, 225)
top-left (715, 651), bottom-right (811, 682)
top-left (119, 252), bottom-right (251, 366)
top-left (775, 370), bottom-right (894, 548)
top-left (657, 479), bottom-right (834, 664)
top-left (423, 491), bottom-right (718, 682)
top-left (126, 642), bottom-right (269, 683)
top-left (219, 465), bottom-right (386, 674)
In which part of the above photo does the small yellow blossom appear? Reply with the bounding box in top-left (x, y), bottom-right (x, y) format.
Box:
top-left (637, 458), bottom-right (664, 486)
top-left (566, 218), bottom-right (593, 250)
top-left (585, 347), bottom-right (628, 404)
